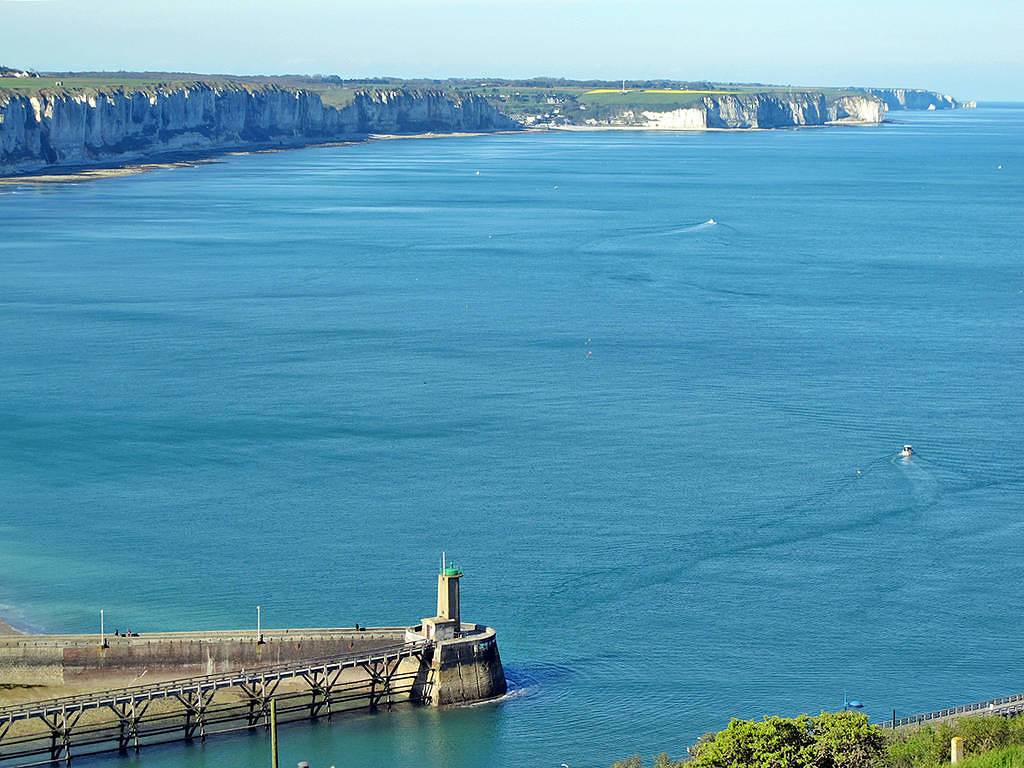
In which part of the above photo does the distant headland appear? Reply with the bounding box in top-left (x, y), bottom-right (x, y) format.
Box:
top-left (0, 70), bottom-right (975, 178)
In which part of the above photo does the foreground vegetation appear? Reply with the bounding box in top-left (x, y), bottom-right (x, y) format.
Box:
top-left (957, 745), bottom-right (1024, 768)
top-left (890, 715), bottom-right (1024, 768)
top-left (612, 712), bottom-right (1024, 768)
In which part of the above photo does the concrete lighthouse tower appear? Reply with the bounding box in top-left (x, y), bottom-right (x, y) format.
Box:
top-left (421, 553), bottom-right (463, 642)
top-left (414, 554), bottom-right (508, 705)
top-left (437, 552), bottom-right (462, 626)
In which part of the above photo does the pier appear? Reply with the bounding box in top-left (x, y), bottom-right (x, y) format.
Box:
top-left (887, 692), bottom-right (1024, 729)
top-left (0, 640), bottom-right (429, 766)
top-left (0, 563), bottom-right (506, 766)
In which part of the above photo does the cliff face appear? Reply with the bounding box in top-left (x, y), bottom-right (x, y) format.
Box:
top-left (590, 92), bottom-right (885, 130)
top-left (829, 94), bottom-right (887, 124)
top-left (704, 92), bottom-right (831, 128)
top-left (0, 80), bottom-right (963, 175)
top-left (865, 88), bottom-right (962, 110)
top-left (350, 89), bottom-right (517, 133)
top-left (0, 83), bottom-right (519, 175)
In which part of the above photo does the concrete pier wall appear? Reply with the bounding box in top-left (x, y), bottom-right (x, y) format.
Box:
top-left (0, 628), bottom-right (406, 686)
top-left (0, 623), bottom-right (507, 707)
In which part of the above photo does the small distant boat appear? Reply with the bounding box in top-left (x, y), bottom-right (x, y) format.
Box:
top-left (901, 444), bottom-right (914, 458)
top-left (707, 218), bottom-right (717, 225)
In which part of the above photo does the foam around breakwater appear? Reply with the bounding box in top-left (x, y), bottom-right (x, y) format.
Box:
top-left (0, 84), bottom-right (520, 176)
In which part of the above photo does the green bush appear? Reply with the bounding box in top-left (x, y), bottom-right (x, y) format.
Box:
top-left (685, 711), bottom-right (885, 768)
top-left (813, 711), bottom-right (888, 768)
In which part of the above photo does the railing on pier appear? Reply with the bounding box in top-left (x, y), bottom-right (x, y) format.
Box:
top-left (0, 640), bottom-right (433, 767)
top-left (887, 692), bottom-right (1024, 728)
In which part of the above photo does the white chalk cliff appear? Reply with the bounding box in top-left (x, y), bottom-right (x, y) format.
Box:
top-left (591, 92), bottom-right (885, 130)
top-left (0, 83), bottom-right (519, 175)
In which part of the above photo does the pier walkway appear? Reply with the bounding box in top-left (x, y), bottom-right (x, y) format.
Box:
top-left (0, 639), bottom-right (432, 766)
top-left (888, 692), bottom-right (1024, 728)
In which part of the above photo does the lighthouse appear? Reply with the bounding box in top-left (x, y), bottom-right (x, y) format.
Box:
top-left (421, 553), bottom-right (463, 641)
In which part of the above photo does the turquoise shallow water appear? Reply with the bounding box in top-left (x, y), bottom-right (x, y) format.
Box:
top-left (2, 106), bottom-right (1023, 768)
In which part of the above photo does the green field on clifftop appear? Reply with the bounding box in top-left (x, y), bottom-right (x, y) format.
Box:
top-left (0, 76), bottom-right (196, 95)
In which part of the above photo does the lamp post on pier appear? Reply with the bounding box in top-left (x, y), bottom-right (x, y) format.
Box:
top-left (100, 608), bottom-right (108, 648)
top-left (257, 605), bottom-right (265, 644)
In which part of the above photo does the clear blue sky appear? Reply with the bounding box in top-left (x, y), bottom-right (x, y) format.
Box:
top-left (2, 0), bottom-right (1021, 100)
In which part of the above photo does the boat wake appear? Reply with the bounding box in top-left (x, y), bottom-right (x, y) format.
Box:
top-left (548, 448), bottom-right (917, 614)
top-left (652, 218), bottom-right (720, 236)
top-left (578, 218), bottom-right (729, 252)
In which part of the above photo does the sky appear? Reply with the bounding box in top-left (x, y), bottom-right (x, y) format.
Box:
top-left (1, 0), bottom-right (1022, 100)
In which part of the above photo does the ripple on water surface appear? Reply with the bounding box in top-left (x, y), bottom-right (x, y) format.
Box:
top-left (1, 108), bottom-right (1023, 768)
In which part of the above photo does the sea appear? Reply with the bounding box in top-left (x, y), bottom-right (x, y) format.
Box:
top-left (1, 105), bottom-right (1022, 768)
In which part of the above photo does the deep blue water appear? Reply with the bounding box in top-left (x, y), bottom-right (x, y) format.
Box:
top-left (2, 106), bottom-right (1023, 768)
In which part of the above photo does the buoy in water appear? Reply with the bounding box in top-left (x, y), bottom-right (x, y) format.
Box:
top-left (843, 691), bottom-right (864, 709)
